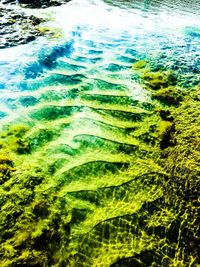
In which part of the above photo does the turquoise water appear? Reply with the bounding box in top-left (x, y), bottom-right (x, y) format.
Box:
top-left (0, 0), bottom-right (199, 123)
top-left (0, 0), bottom-right (200, 266)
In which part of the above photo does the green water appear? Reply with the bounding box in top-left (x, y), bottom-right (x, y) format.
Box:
top-left (0, 0), bottom-right (200, 266)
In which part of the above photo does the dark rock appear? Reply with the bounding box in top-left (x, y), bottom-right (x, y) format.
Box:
top-left (1, 0), bottom-right (72, 7)
top-left (0, 6), bottom-right (43, 48)
top-left (0, 0), bottom-right (16, 4)
top-left (0, 0), bottom-right (73, 48)
top-left (17, 0), bottom-right (71, 8)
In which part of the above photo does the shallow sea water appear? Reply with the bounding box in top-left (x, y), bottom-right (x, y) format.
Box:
top-left (0, 0), bottom-right (199, 122)
top-left (0, 0), bottom-right (199, 266)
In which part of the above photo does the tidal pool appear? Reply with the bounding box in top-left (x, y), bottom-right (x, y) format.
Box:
top-left (0, 0), bottom-right (199, 266)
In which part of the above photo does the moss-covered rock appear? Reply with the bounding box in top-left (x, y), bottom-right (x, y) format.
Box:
top-left (132, 59), bottom-right (148, 70)
top-left (159, 89), bottom-right (200, 265)
top-left (132, 59), bottom-right (177, 90)
top-left (0, 154), bottom-right (15, 185)
top-left (0, 163), bottom-right (70, 267)
top-left (0, 125), bottom-right (30, 154)
top-left (153, 86), bottom-right (185, 105)
top-left (141, 70), bottom-right (176, 90)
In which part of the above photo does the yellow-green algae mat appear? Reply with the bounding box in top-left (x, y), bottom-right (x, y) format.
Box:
top-left (0, 61), bottom-right (199, 267)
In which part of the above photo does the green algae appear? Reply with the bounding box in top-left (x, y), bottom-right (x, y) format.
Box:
top-left (0, 125), bottom-right (30, 154)
top-left (30, 105), bottom-right (81, 121)
top-left (27, 127), bottom-right (59, 151)
top-left (157, 89), bottom-right (200, 266)
top-left (153, 86), bottom-right (184, 105)
top-left (132, 59), bottom-right (148, 70)
top-left (35, 26), bottom-right (64, 39)
top-left (0, 57), bottom-right (199, 267)
top-left (19, 96), bottom-right (39, 107)
top-left (132, 59), bottom-right (187, 108)
top-left (0, 154), bottom-right (15, 185)
top-left (0, 150), bottom-right (70, 266)
top-left (140, 70), bottom-right (176, 90)
top-left (0, 98), bottom-right (164, 266)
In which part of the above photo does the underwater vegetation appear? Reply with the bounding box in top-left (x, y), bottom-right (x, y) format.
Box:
top-left (0, 125), bottom-right (30, 154)
top-left (0, 154), bottom-right (15, 185)
top-left (0, 20), bottom-right (200, 265)
top-left (159, 89), bottom-right (200, 266)
top-left (132, 60), bottom-right (186, 106)
top-left (0, 126), bottom-right (71, 266)
top-left (0, 67), bottom-right (199, 267)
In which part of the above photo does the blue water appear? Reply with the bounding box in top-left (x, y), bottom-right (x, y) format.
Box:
top-left (0, 0), bottom-right (199, 137)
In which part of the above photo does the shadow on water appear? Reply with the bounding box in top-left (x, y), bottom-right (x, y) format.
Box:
top-left (24, 41), bottom-right (74, 79)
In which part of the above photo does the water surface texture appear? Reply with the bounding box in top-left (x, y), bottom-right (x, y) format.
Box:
top-left (0, 0), bottom-right (200, 266)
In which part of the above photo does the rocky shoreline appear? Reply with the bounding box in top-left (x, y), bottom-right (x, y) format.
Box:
top-left (1, 0), bottom-right (71, 8)
top-left (0, 6), bottom-right (44, 48)
top-left (0, 0), bottom-right (71, 49)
